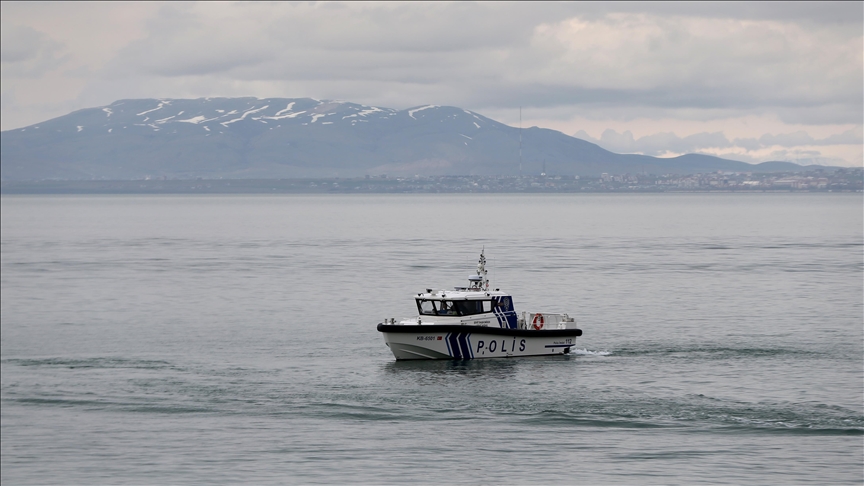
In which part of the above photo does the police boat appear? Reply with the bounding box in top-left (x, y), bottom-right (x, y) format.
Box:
top-left (377, 250), bottom-right (582, 360)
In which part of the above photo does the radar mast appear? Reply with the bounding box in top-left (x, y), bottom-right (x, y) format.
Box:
top-left (469, 248), bottom-right (489, 290)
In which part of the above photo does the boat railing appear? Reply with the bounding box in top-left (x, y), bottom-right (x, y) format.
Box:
top-left (519, 312), bottom-right (577, 330)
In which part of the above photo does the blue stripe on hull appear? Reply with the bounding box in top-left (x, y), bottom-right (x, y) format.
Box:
top-left (445, 332), bottom-right (475, 359)
top-left (447, 332), bottom-right (460, 358)
top-left (457, 333), bottom-right (471, 359)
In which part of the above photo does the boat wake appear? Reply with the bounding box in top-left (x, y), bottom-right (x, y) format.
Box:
top-left (569, 348), bottom-right (611, 356)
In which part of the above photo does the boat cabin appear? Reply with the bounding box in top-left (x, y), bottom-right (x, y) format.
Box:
top-left (413, 290), bottom-right (519, 329)
top-left (386, 250), bottom-right (577, 332)
top-left (409, 251), bottom-right (519, 329)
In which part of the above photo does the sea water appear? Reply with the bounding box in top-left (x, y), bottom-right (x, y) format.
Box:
top-left (1, 193), bottom-right (862, 484)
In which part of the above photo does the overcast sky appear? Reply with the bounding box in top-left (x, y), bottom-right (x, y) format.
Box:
top-left (2, 1), bottom-right (861, 166)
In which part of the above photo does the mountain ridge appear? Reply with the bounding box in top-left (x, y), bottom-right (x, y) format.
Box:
top-left (0, 97), bottom-right (815, 180)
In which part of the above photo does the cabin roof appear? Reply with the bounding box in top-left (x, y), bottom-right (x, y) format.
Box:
top-left (415, 288), bottom-right (510, 300)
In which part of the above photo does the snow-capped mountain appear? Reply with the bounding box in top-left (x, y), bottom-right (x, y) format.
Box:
top-left (1, 97), bottom-right (805, 180)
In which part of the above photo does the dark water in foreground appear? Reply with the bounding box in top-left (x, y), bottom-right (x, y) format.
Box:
top-left (1, 194), bottom-right (862, 484)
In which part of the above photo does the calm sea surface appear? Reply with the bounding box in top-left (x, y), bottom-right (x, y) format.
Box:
top-left (1, 194), bottom-right (862, 484)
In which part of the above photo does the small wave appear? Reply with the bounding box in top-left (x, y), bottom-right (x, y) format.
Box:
top-left (9, 397), bottom-right (214, 414)
top-left (301, 401), bottom-right (408, 421)
top-left (2, 357), bottom-right (174, 370)
top-left (613, 345), bottom-right (820, 359)
top-left (482, 393), bottom-right (864, 436)
top-left (520, 409), bottom-right (667, 429)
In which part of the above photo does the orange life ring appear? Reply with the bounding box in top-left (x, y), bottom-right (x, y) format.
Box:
top-left (532, 313), bottom-right (545, 330)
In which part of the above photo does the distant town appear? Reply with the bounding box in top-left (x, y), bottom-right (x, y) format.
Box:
top-left (2, 167), bottom-right (861, 194)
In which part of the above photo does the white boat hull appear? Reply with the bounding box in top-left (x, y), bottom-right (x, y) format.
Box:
top-left (377, 324), bottom-right (582, 360)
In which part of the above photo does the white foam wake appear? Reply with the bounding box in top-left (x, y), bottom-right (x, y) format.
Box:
top-left (570, 348), bottom-right (611, 356)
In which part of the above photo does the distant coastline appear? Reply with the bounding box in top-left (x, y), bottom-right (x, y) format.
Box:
top-left (2, 168), bottom-right (861, 194)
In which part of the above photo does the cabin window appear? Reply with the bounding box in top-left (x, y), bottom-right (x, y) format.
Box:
top-left (453, 300), bottom-right (483, 316)
top-left (416, 299), bottom-right (493, 316)
top-left (417, 299), bottom-right (492, 316)
top-left (438, 301), bottom-right (459, 316)
top-left (417, 299), bottom-right (437, 316)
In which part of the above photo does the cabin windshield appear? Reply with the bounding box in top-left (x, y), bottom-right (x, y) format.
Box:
top-left (416, 299), bottom-right (492, 316)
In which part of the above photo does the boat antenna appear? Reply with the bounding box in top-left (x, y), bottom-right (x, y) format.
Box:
top-left (477, 248), bottom-right (488, 290)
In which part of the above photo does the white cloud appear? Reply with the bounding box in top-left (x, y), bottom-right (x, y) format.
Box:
top-left (525, 13), bottom-right (861, 119)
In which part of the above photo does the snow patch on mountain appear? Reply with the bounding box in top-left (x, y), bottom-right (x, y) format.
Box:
top-left (221, 106), bottom-right (269, 126)
top-left (273, 103), bottom-right (296, 117)
top-left (136, 101), bottom-right (170, 117)
top-left (264, 110), bottom-right (305, 121)
top-left (177, 116), bottom-right (209, 124)
top-left (357, 107), bottom-right (385, 117)
top-left (408, 105), bottom-right (437, 119)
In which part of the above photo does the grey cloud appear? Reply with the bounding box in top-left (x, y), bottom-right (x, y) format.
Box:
top-left (142, 3), bottom-right (199, 34)
top-left (108, 2), bottom-right (562, 79)
top-left (734, 138), bottom-right (762, 151)
top-left (0, 25), bottom-right (67, 77)
top-left (87, 1), bottom-right (862, 129)
top-left (0, 25), bottom-right (45, 63)
top-left (263, 3), bottom-right (544, 53)
top-left (756, 131), bottom-right (815, 147)
top-left (733, 128), bottom-right (864, 148)
top-left (684, 132), bottom-right (734, 150)
top-left (106, 4), bottom-right (273, 77)
top-left (138, 4), bottom-right (553, 69)
top-left (598, 2), bottom-right (862, 27)
top-left (0, 89), bottom-right (16, 111)
top-left (820, 127), bottom-right (864, 145)
top-left (773, 102), bottom-right (863, 126)
top-left (128, 44), bottom-right (274, 77)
